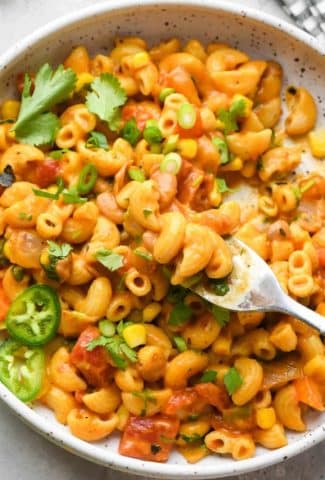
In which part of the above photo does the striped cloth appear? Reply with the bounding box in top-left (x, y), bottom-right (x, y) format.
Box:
top-left (279, 0), bottom-right (325, 41)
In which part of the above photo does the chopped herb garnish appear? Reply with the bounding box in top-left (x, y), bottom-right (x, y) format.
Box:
top-left (86, 131), bottom-right (109, 150)
top-left (210, 278), bottom-right (230, 296)
top-left (33, 177), bottom-right (64, 199)
top-left (132, 389), bottom-right (157, 416)
top-left (212, 137), bottom-right (230, 165)
top-left (128, 166), bottom-right (146, 182)
top-left (95, 248), bottom-right (124, 271)
top-left (48, 148), bottom-right (71, 159)
top-left (168, 303), bottom-right (192, 326)
top-left (18, 212), bottom-right (32, 221)
top-left (151, 444), bottom-right (161, 455)
top-left (143, 208), bottom-right (153, 218)
top-left (86, 73), bottom-right (127, 131)
top-left (224, 367), bottom-right (243, 395)
top-left (216, 178), bottom-right (236, 194)
top-left (12, 64), bottom-right (76, 145)
top-left (173, 335), bottom-right (187, 352)
top-left (133, 248), bottom-right (153, 261)
top-left (143, 119), bottom-right (163, 144)
top-left (200, 369), bottom-right (217, 383)
top-left (87, 334), bottom-right (137, 369)
top-left (181, 273), bottom-right (203, 288)
top-left (41, 240), bottom-right (73, 281)
top-left (210, 304), bottom-right (230, 327)
top-left (167, 285), bottom-right (188, 304)
top-left (11, 265), bottom-right (25, 282)
top-left (218, 97), bottom-right (247, 135)
top-left (180, 433), bottom-right (202, 443)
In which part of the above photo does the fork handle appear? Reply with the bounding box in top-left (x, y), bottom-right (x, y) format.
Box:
top-left (276, 294), bottom-right (325, 335)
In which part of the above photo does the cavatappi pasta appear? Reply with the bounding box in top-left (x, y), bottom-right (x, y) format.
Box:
top-left (0, 37), bottom-right (324, 464)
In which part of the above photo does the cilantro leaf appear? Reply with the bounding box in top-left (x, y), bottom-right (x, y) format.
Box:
top-left (173, 335), bottom-right (187, 352)
top-left (86, 131), bottom-right (109, 150)
top-left (210, 278), bottom-right (230, 296)
top-left (128, 167), bottom-right (146, 182)
top-left (210, 304), bottom-right (230, 327)
top-left (96, 248), bottom-right (124, 271)
top-left (212, 137), bottom-right (230, 165)
top-left (216, 178), bottom-right (236, 194)
top-left (200, 370), bottom-right (217, 383)
top-left (48, 149), bottom-right (71, 159)
top-left (0, 165), bottom-right (15, 188)
top-left (86, 74), bottom-right (127, 131)
top-left (167, 285), bottom-right (188, 304)
top-left (180, 433), bottom-right (202, 443)
top-left (18, 212), bottom-right (32, 221)
top-left (87, 334), bottom-right (137, 370)
top-left (168, 303), bottom-right (192, 326)
top-left (218, 97), bottom-right (247, 135)
top-left (41, 240), bottom-right (72, 280)
top-left (223, 367), bottom-right (243, 395)
top-left (133, 248), bottom-right (153, 261)
top-left (13, 64), bottom-right (77, 145)
top-left (132, 389), bottom-right (157, 416)
top-left (143, 208), bottom-right (152, 218)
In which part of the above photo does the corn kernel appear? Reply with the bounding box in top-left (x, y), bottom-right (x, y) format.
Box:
top-left (2, 242), bottom-right (10, 259)
top-left (1, 100), bottom-right (20, 120)
top-left (308, 129), bottom-right (325, 158)
top-left (177, 139), bottom-right (198, 159)
top-left (142, 302), bottom-right (162, 322)
top-left (256, 407), bottom-right (276, 430)
top-left (220, 156), bottom-right (243, 172)
top-left (123, 324), bottom-right (146, 348)
top-left (208, 186), bottom-right (222, 208)
top-left (132, 51), bottom-right (150, 70)
top-left (75, 73), bottom-right (94, 92)
top-left (40, 249), bottom-right (50, 266)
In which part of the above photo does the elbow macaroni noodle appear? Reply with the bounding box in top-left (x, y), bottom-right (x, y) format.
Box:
top-left (0, 36), bottom-right (324, 465)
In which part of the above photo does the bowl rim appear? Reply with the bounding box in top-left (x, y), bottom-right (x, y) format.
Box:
top-left (0, 0), bottom-right (324, 477)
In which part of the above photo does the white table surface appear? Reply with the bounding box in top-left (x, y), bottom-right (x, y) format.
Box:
top-left (0, 0), bottom-right (324, 479)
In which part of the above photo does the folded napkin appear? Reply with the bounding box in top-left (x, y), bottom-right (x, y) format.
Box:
top-left (279, 0), bottom-right (325, 42)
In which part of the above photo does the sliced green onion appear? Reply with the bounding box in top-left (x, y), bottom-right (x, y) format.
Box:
top-left (181, 273), bottom-right (203, 288)
top-left (159, 87), bottom-right (175, 103)
top-left (62, 186), bottom-right (87, 204)
top-left (121, 118), bottom-right (141, 146)
top-left (212, 137), bottom-right (230, 165)
top-left (177, 103), bottom-right (196, 129)
top-left (77, 164), bottom-right (98, 194)
top-left (143, 119), bottom-right (163, 144)
top-left (33, 177), bottom-right (64, 200)
top-left (99, 319), bottom-right (116, 337)
top-left (128, 167), bottom-right (146, 182)
top-left (160, 152), bottom-right (182, 175)
top-left (163, 134), bottom-right (179, 154)
top-left (86, 131), bottom-right (109, 150)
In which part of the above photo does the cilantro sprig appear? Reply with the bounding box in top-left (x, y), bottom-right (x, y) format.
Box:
top-left (223, 367), bottom-right (243, 395)
top-left (87, 335), bottom-right (137, 369)
top-left (86, 74), bottom-right (127, 131)
top-left (13, 64), bottom-right (77, 145)
top-left (219, 96), bottom-right (247, 135)
top-left (41, 240), bottom-right (73, 280)
top-left (95, 249), bottom-right (124, 271)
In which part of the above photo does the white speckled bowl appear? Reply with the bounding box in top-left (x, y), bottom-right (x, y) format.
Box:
top-left (0, 1), bottom-right (325, 477)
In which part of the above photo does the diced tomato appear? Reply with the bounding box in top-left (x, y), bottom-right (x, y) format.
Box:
top-left (176, 110), bottom-right (203, 139)
top-left (317, 248), bottom-right (325, 269)
top-left (34, 158), bottom-right (61, 188)
top-left (121, 101), bottom-right (160, 131)
top-left (194, 383), bottom-right (230, 411)
top-left (70, 326), bottom-right (112, 387)
top-left (119, 415), bottom-right (180, 462)
top-left (163, 388), bottom-right (207, 419)
top-left (0, 283), bottom-right (10, 322)
top-left (294, 376), bottom-right (324, 412)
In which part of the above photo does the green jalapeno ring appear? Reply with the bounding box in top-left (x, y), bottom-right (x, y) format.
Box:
top-left (0, 338), bottom-right (45, 402)
top-left (6, 284), bottom-right (61, 347)
top-left (77, 164), bottom-right (98, 195)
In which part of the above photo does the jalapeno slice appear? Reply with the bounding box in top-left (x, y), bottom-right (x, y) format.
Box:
top-left (6, 285), bottom-right (61, 346)
top-left (0, 339), bottom-right (44, 402)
